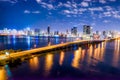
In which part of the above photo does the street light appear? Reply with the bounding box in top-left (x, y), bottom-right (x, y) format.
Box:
top-left (5, 52), bottom-right (10, 58)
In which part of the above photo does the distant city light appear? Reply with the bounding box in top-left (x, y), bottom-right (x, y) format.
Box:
top-left (26, 27), bottom-right (30, 31)
top-left (0, 26), bottom-right (119, 40)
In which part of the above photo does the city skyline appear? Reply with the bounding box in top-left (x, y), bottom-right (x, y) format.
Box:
top-left (0, 0), bottom-right (120, 31)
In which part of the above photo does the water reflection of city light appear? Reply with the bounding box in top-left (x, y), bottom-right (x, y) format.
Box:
top-left (7, 36), bottom-right (11, 44)
top-left (93, 43), bottom-right (105, 62)
top-left (99, 43), bottom-right (104, 61)
top-left (81, 49), bottom-right (85, 61)
top-left (87, 42), bottom-right (106, 66)
top-left (44, 54), bottom-right (53, 76)
top-left (55, 37), bottom-right (59, 44)
top-left (13, 36), bottom-right (16, 49)
top-left (13, 35), bottom-right (15, 39)
top-left (29, 57), bottom-right (39, 71)
top-left (48, 42), bottom-right (51, 46)
top-left (27, 36), bottom-right (30, 49)
top-left (5, 65), bottom-right (12, 79)
top-left (35, 37), bottom-right (38, 47)
top-left (93, 45), bottom-right (99, 60)
top-left (61, 41), bottom-right (64, 44)
top-left (112, 40), bottom-right (120, 67)
top-left (33, 44), bottom-right (37, 48)
top-left (13, 36), bottom-right (16, 44)
top-left (100, 42), bottom-right (106, 61)
top-left (97, 44), bottom-right (102, 61)
top-left (72, 47), bottom-right (82, 69)
top-left (0, 67), bottom-right (7, 80)
top-left (87, 44), bottom-right (93, 65)
top-left (89, 44), bottom-right (93, 56)
top-left (59, 51), bottom-right (65, 65)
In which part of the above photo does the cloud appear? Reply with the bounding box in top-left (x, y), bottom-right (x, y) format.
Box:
top-left (111, 11), bottom-right (119, 15)
top-left (112, 11), bottom-right (120, 19)
top-left (80, 1), bottom-right (89, 7)
top-left (103, 20), bottom-right (110, 23)
top-left (63, 9), bottom-right (78, 15)
top-left (59, 0), bottom-right (119, 20)
top-left (36, 0), bottom-right (42, 4)
top-left (88, 7), bottom-right (103, 11)
top-left (24, 0), bottom-right (27, 2)
top-left (57, 1), bottom-right (77, 9)
top-left (104, 6), bottom-right (113, 11)
top-left (73, 15), bottom-right (77, 17)
top-left (40, 2), bottom-right (54, 10)
top-left (99, 0), bottom-right (106, 4)
top-left (66, 15), bottom-right (71, 17)
top-left (64, 3), bottom-right (72, 8)
top-left (91, 23), bottom-right (96, 26)
top-left (109, 0), bottom-right (116, 2)
top-left (32, 11), bottom-right (40, 14)
top-left (83, 0), bottom-right (91, 2)
top-left (79, 8), bottom-right (87, 12)
top-left (113, 14), bottom-right (120, 19)
top-left (24, 10), bottom-right (30, 14)
top-left (62, 8), bottom-right (86, 17)
top-left (99, 9), bottom-right (120, 19)
top-left (63, 10), bottom-right (71, 14)
top-left (24, 10), bottom-right (40, 14)
top-left (47, 4), bottom-right (54, 9)
top-left (0, 0), bottom-right (17, 4)
top-left (58, 2), bottom-right (63, 7)
top-left (103, 12), bottom-right (112, 17)
top-left (72, 3), bottom-right (77, 8)
top-left (48, 12), bottom-right (52, 15)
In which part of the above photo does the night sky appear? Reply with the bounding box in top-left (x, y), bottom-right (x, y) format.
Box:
top-left (0, 0), bottom-right (120, 32)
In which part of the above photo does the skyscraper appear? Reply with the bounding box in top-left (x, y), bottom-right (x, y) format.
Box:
top-left (47, 26), bottom-right (50, 35)
top-left (83, 25), bottom-right (92, 35)
top-left (34, 28), bottom-right (40, 36)
top-left (82, 25), bottom-right (93, 40)
top-left (71, 27), bottom-right (77, 36)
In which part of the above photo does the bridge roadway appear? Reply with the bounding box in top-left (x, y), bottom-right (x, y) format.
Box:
top-left (0, 38), bottom-right (115, 62)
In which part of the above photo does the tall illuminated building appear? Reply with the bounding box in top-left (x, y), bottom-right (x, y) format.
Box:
top-left (34, 29), bottom-right (40, 36)
top-left (82, 25), bottom-right (93, 40)
top-left (83, 25), bottom-right (92, 35)
top-left (47, 26), bottom-right (50, 35)
top-left (71, 27), bottom-right (77, 36)
top-left (54, 31), bottom-right (59, 35)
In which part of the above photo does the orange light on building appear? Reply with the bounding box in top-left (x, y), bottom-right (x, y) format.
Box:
top-left (48, 42), bottom-right (51, 46)
top-left (93, 34), bottom-right (100, 40)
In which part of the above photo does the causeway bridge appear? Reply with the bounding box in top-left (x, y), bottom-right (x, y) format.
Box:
top-left (0, 38), bottom-right (118, 65)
